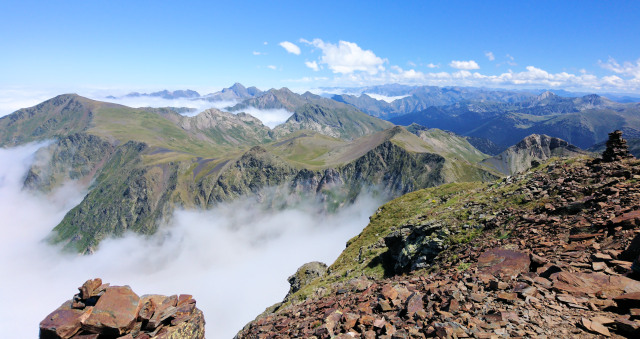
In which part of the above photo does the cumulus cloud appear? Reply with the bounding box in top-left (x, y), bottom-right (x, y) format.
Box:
top-left (267, 65), bottom-right (277, 70)
top-left (0, 143), bottom-right (381, 339)
top-left (305, 60), bottom-right (320, 71)
top-left (426, 63), bottom-right (439, 69)
top-left (449, 60), bottom-right (480, 70)
top-left (306, 39), bottom-right (387, 75)
top-left (599, 57), bottom-right (640, 79)
top-left (485, 51), bottom-right (495, 61)
top-left (279, 41), bottom-right (301, 55)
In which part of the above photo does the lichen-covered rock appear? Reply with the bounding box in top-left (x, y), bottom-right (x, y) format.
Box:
top-left (39, 279), bottom-right (205, 339)
top-left (287, 261), bottom-right (328, 296)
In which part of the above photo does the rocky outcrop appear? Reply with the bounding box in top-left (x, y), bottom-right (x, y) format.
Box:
top-left (480, 134), bottom-right (587, 175)
top-left (40, 279), bottom-right (204, 339)
top-left (24, 133), bottom-right (115, 192)
top-left (603, 130), bottom-right (634, 162)
top-left (286, 262), bottom-right (328, 299)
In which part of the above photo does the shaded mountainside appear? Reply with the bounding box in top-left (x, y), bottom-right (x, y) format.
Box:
top-left (237, 153), bottom-right (640, 338)
top-left (480, 134), bottom-right (589, 175)
top-left (1, 94), bottom-right (496, 253)
top-left (390, 92), bottom-right (640, 150)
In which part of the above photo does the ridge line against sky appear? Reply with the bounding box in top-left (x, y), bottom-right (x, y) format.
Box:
top-left (1, 0), bottom-right (639, 100)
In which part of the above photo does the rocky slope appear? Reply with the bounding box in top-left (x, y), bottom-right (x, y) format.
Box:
top-left (480, 134), bottom-right (588, 175)
top-left (236, 134), bottom-right (640, 338)
top-left (40, 278), bottom-right (204, 339)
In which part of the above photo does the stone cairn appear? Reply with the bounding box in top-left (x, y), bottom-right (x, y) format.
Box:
top-left (602, 130), bottom-right (634, 162)
top-left (39, 278), bottom-right (205, 339)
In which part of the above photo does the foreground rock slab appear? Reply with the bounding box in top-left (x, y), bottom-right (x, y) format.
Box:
top-left (39, 279), bottom-right (204, 339)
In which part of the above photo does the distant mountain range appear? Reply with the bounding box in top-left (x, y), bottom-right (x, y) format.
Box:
top-left (107, 83), bottom-right (262, 102)
top-left (389, 91), bottom-right (640, 151)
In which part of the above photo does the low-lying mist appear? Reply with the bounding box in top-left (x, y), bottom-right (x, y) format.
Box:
top-left (100, 95), bottom-right (293, 128)
top-left (0, 144), bottom-right (380, 338)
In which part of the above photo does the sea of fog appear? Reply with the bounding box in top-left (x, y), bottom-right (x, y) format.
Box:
top-left (0, 143), bottom-right (380, 338)
top-left (98, 96), bottom-right (293, 129)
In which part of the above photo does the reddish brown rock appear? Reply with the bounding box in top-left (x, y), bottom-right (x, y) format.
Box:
top-left (79, 279), bottom-right (103, 300)
top-left (477, 249), bottom-right (530, 277)
top-left (40, 301), bottom-right (93, 339)
top-left (550, 272), bottom-right (640, 297)
top-left (81, 286), bottom-right (139, 336)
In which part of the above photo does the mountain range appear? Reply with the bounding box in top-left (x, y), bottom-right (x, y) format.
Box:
top-left (6, 83), bottom-right (633, 255)
top-left (1, 91), bottom-right (506, 254)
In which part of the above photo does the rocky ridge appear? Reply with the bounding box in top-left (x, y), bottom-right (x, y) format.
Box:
top-left (236, 134), bottom-right (640, 338)
top-left (40, 278), bottom-right (204, 339)
top-left (480, 134), bottom-right (588, 175)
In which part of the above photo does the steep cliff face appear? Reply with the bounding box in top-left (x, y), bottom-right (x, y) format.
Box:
top-left (23, 133), bottom-right (115, 192)
top-left (50, 141), bottom-right (179, 253)
top-left (46, 138), bottom-right (452, 253)
top-left (480, 134), bottom-right (588, 175)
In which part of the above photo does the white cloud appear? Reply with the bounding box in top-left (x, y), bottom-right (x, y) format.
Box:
top-left (252, 51), bottom-right (262, 56)
top-left (234, 107), bottom-right (293, 128)
top-left (325, 61), bottom-right (640, 94)
top-left (426, 63), bottom-right (439, 69)
top-left (279, 41), bottom-right (301, 55)
top-left (305, 60), bottom-right (319, 71)
top-left (0, 143), bottom-right (381, 339)
top-left (599, 57), bottom-right (640, 79)
top-left (485, 51), bottom-right (495, 61)
top-left (449, 60), bottom-right (480, 70)
top-left (267, 65), bottom-right (277, 70)
top-left (306, 39), bottom-right (387, 75)
top-left (363, 93), bottom-right (409, 103)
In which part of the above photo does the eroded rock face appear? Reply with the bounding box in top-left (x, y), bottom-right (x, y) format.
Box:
top-left (39, 279), bottom-right (204, 339)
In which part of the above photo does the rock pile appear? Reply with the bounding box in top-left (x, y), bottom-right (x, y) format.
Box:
top-left (236, 156), bottom-right (640, 338)
top-left (39, 279), bottom-right (204, 339)
top-left (602, 130), bottom-right (634, 162)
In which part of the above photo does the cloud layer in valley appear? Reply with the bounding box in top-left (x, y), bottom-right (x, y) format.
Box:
top-left (0, 144), bottom-right (378, 338)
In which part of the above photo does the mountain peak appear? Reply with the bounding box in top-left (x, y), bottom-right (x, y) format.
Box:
top-left (230, 82), bottom-right (247, 91)
top-left (537, 91), bottom-right (558, 100)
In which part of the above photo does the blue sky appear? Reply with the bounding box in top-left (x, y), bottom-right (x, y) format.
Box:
top-left (1, 0), bottom-right (639, 96)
